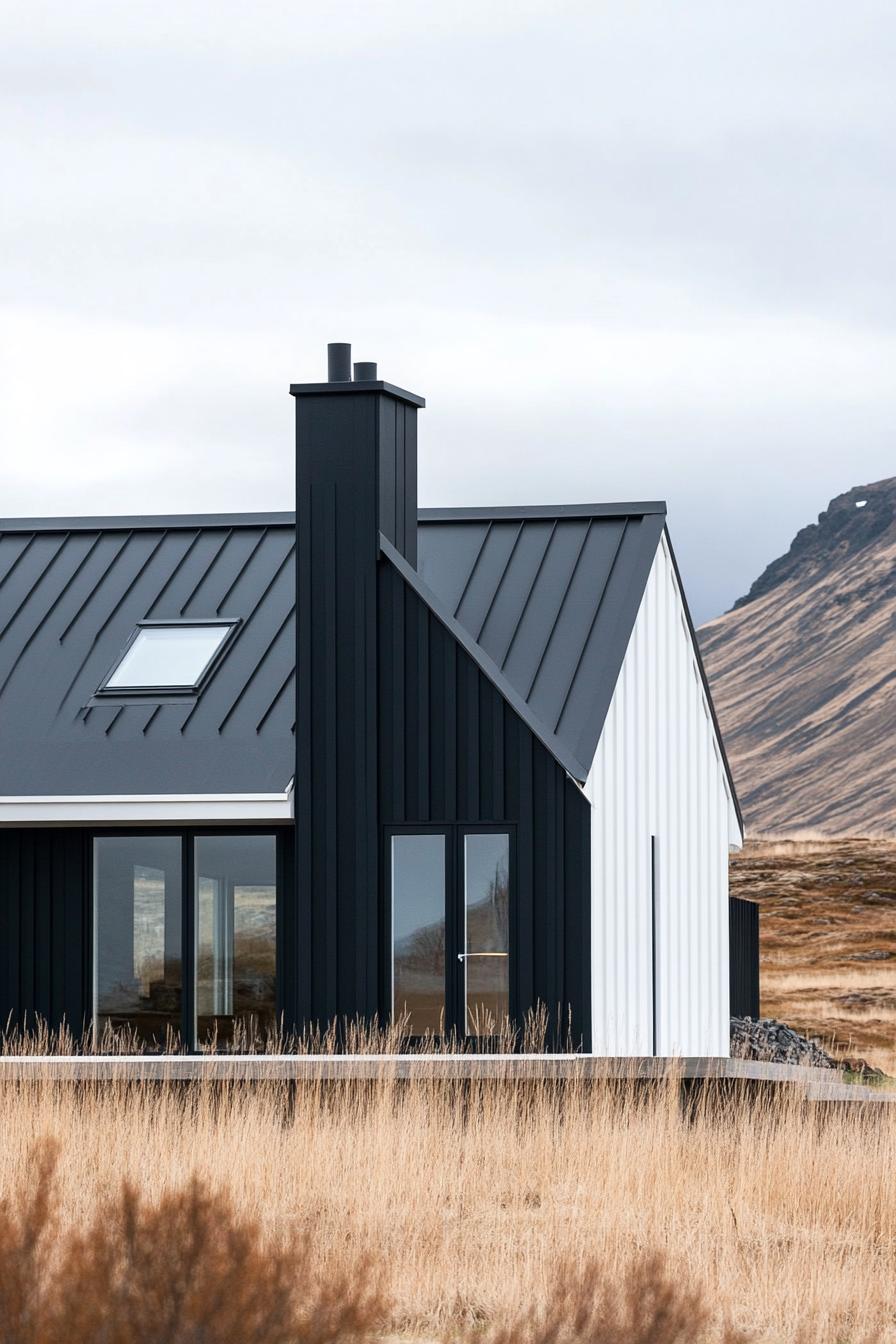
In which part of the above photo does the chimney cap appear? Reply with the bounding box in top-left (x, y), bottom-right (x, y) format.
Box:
top-left (290, 379), bottom-right (425, 408)
top-left (327, 342), bottom-right (352, 383)
top-left (290, 343), bottom-right (425, 407)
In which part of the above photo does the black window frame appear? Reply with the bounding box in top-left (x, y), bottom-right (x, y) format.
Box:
top-left (95, 618), bottom-right (241, 698)
top-left (383, 822), bottom-right (516, 1042)
top-left (89, 825), bottom-right (287, 1052)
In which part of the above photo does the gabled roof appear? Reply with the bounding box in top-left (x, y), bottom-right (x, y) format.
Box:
top-left (416, 505), bottom-right (666, 781)
top-left (0, 504), bottom-right (665, 796)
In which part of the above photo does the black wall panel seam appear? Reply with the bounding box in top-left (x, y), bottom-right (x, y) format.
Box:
top-left (0, 829), bottom-right (91, 1035)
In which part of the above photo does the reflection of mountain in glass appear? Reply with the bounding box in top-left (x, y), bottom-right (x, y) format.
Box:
top-left (101, 867), bottom-right (179, 1021)
top-left (466, 855), bottom-right (509, 1033)
top-left (395, 917), bottom-right (445, 972)
top-left (133, 866), bottom-right (167, 995)
top-left (394, 907), bottom-right (445, 1035)
top-left (196, 884), bottom-right (276, 1022)
top-left (394, 856), bottom-right (511, 1035)
top-left (466, 860), bottom-right (508, 953)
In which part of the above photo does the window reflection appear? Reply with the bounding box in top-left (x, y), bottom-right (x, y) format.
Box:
top-left (392, 834), bottom-right (446, 1035)
top-left (464, 833), bottom-right (510, 1035)
top-left (94, 836), bottom-right (182, 1048)
top-left (194, 834), bottom-right (277, 1047)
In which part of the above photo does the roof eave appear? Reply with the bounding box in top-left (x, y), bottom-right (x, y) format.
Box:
top-left (662, 527), bottom-right (746, 839)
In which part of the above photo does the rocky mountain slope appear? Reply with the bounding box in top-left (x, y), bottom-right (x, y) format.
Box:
top-left (699, 477), bottom-right (896, 834)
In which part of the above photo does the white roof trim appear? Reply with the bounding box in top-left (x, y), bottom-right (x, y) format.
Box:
top-left (0, 792), bottom-right (293, 825)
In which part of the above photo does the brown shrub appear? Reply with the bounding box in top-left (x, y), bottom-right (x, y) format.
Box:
top-left (0, 1142), bottom-right (58, 1344)
top-left (0, 1142), bottom-right (384, 1344)
top-left (465, 1253), bottom-right (744, 1344)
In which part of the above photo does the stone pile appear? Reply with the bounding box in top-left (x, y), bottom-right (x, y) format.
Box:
top-left (730, 1016), bottom-right (887, 1079)
top-left (730, 1016), bottom-right (837, 1069)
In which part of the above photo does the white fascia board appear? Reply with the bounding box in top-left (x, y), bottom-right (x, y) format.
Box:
top-left (659, 531), bottom-right (744, 850)
top-left (0, 793), bottom-right (294, 825)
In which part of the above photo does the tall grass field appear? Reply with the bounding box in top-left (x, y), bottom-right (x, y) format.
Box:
top-left (1, 1034), bottom-right (894, 1341)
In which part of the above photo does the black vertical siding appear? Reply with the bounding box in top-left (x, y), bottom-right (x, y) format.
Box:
top-left (293, 392), bottom-right (385, 1027)
top-left (729, 895), bottom-right (760, 1019)
top-left (292, 386), bottom-right (423, 1031)
top-left (378, 398), bottom-right (418, 567)
top-left (0, 829), bottom-right (90, 1033)
top-left (378, 562), bottom-right (591, 1048)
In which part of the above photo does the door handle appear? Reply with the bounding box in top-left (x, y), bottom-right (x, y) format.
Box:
top-left (457, 952), bottom-right (509, 961)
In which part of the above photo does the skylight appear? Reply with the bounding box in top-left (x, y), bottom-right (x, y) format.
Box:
top-left (102, 621), bottom-right (236, 693)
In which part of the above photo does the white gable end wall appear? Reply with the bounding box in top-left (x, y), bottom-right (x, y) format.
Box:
top-left (585, 530), bottom-right (740, 1057)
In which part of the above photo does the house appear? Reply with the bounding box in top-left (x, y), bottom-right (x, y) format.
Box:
top-left (0, 344), bottom-right (747, 1055)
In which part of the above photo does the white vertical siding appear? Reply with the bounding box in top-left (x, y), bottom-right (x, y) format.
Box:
top-left (585, 531), bottom-right (741, 1057)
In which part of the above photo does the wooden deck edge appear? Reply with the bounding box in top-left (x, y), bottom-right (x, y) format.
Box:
top-left (0, 1053), bottom-right (883, 1091)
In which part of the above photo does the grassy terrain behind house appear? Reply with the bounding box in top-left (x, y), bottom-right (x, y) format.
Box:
top-left (731, 837), bottom-right (896, 1073)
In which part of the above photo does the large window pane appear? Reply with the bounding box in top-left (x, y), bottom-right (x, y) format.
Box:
top-left (194, 834), bottom-right (277, 1047)
top-left (464, 833), bottom-right (510, 1035)
top-left (94, 836), bottom-right (182, 1048)
top-left (392, 834), bottom-right (446, 1036)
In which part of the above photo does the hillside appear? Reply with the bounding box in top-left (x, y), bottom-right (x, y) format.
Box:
top-left (700, 477), bottom-right (896, 834)
top-left (731, 837), bottom-right (896, 1073)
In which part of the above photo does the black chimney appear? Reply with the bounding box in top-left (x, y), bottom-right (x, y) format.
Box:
top-left (292, 343), bottom-right (422, 563)
top-left (289, 345), bottom-right (425, 1027)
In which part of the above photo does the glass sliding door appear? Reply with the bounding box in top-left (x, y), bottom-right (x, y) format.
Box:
top-left (463, 832), bottom-right (510, 1035)
top-left (390, 827), bottom-right (512, 1039)
top-left (391, 833), bottom-right (447, 1036)
top-left (93, 836), bottom-right (182, 1048)
top-left (194, 834), bottom-right (277, 1047)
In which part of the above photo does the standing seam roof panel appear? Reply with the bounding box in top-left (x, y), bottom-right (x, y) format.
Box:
top-left (416, 511), bottom-right (664, 784)
top-left (0, 524), bottom-right (299, 795)
top-left (0, 506), bottom-right (667, 796)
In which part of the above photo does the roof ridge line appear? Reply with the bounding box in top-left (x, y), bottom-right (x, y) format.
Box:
top-left (0, 501), bottom-right (667, 534)
top-left (0, 512), bottom-right (297, 533)
top-left (418, 502), bottom-right (667, 521)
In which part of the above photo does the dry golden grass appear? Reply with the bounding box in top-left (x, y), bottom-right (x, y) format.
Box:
top-left (1, 1037), bottom-right (895, 1342)
top-left (0, 1142), bottom-right (749, 1344)
top-left (0, 1140), bottom-right (384, 1344)
top-left (730, 837), bottom-right (896, 1072)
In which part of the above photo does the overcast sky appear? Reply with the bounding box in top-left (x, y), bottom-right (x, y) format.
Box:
top-left (2, 2), bottom-right (894, 622)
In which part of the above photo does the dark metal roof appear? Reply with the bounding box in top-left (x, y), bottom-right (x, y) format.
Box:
top-left (380, 535), bottom-right (590, 781)
top-left (415, 507), bottom-right (666, 781)
top-left (0, 504), bottom-right (669, 795)
top-left (0, 519), bottom-right (296, 795)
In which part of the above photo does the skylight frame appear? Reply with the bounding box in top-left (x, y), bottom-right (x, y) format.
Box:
top-left (97, 618), bottom-right (240, 698)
